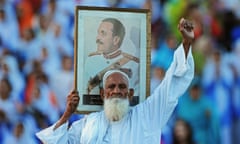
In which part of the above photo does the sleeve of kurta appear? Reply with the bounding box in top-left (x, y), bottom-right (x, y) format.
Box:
top-left (35, 117), bottom-right (87, 144)
top-left (138, 44), bottom-right (194, 131)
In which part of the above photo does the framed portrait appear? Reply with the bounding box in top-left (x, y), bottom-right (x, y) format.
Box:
top-left (74, 6), bottom-right (151, 113)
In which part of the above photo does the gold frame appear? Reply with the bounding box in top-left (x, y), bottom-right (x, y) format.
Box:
top-left (74, 6), bottom-right (151, 113)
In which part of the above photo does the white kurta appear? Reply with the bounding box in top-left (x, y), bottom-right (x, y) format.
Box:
top-left (36, 44), bottom-right (194, 144)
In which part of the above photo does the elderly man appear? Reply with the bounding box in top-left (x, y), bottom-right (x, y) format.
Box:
top-left (36, 18), bottom-right (194, 143)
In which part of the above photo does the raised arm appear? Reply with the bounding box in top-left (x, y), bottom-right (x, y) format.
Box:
top-left (135, 18), bottom-right (195, 130)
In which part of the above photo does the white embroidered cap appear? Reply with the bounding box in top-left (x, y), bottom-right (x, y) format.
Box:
top-left (102, 70), bottom-right (129, 88)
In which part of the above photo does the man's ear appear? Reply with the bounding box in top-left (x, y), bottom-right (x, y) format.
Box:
top-left (128, 88), bottom-right (134, 101)
top-left (113, 36), bottom-right (120, 46)
top-left (100, 88), bottom-right (104, 100)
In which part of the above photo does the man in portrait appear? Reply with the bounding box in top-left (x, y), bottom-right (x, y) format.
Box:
top-left (83, 18), bottom-right (140, 106)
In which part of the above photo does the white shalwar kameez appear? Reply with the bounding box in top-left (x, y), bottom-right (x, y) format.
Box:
top-left (36, 44), bottom-right (194, 144)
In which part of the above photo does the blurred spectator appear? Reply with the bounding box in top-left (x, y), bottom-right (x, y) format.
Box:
top-left (219, 10), bottom-right (240, 52)
top-left (192, 35), bottom-right (212, 76)
top-left (23, 60), bottom-right (59, 128)
top-left (27, 72), bottom-right (59, 124)
top-left (0, 55), bottom-right (25, 100)
top-left (163, 0), bottom-right (187, 41)
top-left (50, 55), bottom-right (74, 113)
top-left (204, 0), bottom-right (223, 40)
top-left (183, 2), bottom-right (203, 39)
top-left (202, 49), bottom-right (234, 144)
top-left (48, 23), bottom-right (73, 57)
top-left (0, 110), bottom-right (11, 144)
top-left (0, 8), bottom-right (19, 52)
top-left (15, 0), bottom-right (35, 36)
top-left (0, 0), bottom-right (18, 23)
top-left (2, 122), bottom-right (38, 144)
top-left (40, 0), bottom-right (73, 37)
top-left (17, 27), bottom-right (42, 72)
top-left (150, 66), bottom-right (165, 94)
top-left (227, 39), bottom-right (240, 144)
top-left (219, 0), bottom-right (240, 19)
top-left (172, 118), bottom-right (195, 144)
top-left (152, 33), bottom-right (177, 71)
top-left (0, 78), bottom-right (19, 124)
top-left (176, 77), bottom-right (220, 144)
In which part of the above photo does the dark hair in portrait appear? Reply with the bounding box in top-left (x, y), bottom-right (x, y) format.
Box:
top-left (102, 18), bottom-right (126, 46)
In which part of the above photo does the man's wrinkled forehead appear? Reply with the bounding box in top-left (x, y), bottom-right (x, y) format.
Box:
top-left (103, 70), bottom-right (129, 87)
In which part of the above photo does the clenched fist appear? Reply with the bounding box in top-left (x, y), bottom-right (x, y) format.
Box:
top-left (178, 18), bottom-right (195, 57)
top-left (178, 18), bottom-right (194, 44)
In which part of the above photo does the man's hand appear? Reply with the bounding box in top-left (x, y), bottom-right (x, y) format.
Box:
top-left (64, 90), bottom-right (80, 117)
top-left (178, 18), bottom-right (194, 56)
top-left (54, 90), bottom-right (79, 130)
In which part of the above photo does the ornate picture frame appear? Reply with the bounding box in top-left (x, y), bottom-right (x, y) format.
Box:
top-left (74, 6), bottom-right (151, 113)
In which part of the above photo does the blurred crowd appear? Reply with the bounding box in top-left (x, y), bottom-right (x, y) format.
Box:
top-left (0, 0), bottom-right (239, 144)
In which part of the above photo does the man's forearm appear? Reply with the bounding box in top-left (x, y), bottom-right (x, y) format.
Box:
top-left (182, 40), bottom-right (191, 58)
top-left (53, 114), bottom-right (70, 130)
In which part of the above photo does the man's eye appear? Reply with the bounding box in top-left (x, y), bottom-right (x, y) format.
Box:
top-left (119, 84), bottom-right (127, 89)
top-left (108, 84), bottom-right (115, 89)
top-left (101, 31), bottom-right (106, 36)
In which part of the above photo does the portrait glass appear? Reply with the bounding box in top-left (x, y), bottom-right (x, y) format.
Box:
top-left (74, 6), bottom-right (151, 112)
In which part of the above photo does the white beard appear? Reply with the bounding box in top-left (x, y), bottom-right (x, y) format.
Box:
top-left (104, 97), bottom-right (130, 122)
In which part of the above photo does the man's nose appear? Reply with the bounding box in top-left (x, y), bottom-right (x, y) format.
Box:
top-left (96, 34), bottom-right (101, 41)
top-left (113, 86), bottom-right (120, 93)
